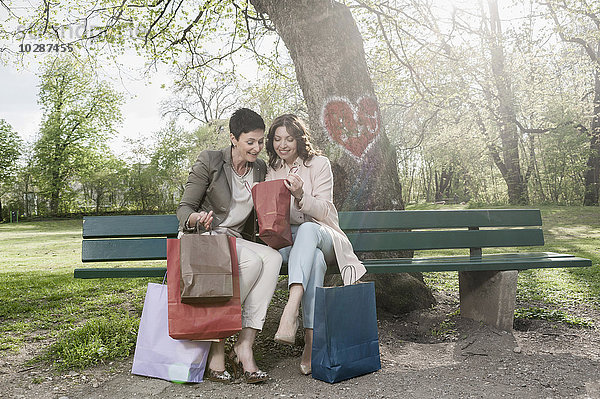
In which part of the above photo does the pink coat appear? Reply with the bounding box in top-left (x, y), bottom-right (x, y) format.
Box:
top-left (266, 155), bottom-right (366, 284)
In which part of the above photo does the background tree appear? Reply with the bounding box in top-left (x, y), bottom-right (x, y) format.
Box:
top-left (78, 150), bottom-right (127, 213)
top-left (0, 120), bottom-right (22, 221)
top-left (544, 0), bottom-right (600, 205)
top-left (148, 122), bottom-right (197, 210)
top-left (33, 57), bottom-right (123, 216)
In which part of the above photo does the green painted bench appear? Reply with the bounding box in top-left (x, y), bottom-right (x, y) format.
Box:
top-left (75, 209), bottom-right (592, 330)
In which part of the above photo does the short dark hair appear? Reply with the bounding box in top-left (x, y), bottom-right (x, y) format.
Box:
top-left (229, 108), bottom-right (265, 140)
top-left (266, 114), bottom-right (320, 169)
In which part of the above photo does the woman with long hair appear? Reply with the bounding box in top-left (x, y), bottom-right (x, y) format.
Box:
top-left (265, 114), bottom-right (366, 375)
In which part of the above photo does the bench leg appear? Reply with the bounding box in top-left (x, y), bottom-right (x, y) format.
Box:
top-left (458, 270), bottom-right (518, 331)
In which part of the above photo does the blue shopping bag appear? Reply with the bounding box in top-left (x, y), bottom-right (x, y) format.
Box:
top-left (311, 281), bottom-right (381, 383)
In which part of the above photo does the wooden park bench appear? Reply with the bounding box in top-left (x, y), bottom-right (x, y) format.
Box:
top-left (75, 209), bottom-right (592, 331)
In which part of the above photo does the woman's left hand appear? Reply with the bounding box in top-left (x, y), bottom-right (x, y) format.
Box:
top-left (284, 172), bottom-right (304, 200)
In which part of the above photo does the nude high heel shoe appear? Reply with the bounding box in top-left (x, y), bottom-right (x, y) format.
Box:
top-left (299, 363), bottom-right (311, 375)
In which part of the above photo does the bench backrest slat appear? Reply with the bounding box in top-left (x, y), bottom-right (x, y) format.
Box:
top-left (82, 238), bottom-right (167, 262)
top-left (83, 215), bottom-right (179, 238)
top-left (347, 228), bottom-right (544, 251)
top-left (338, 209), bottom-right (542, 230)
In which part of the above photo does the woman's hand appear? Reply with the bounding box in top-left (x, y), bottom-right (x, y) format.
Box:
top-left (284, 172), bottom-right (304, 200)
top-left (189, 210), bottom-right (213, 230)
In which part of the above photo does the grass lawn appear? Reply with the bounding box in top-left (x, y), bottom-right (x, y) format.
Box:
top-left (0, 206), bottom-right (598, 369)
top-left (0, 219), bottom-right (161, 368)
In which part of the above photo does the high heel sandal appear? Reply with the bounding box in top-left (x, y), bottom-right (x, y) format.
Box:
top-left (299, 363), bottom-right (311, 375)
top-left (204, 368), bottom-right (232, 383)
top-left (227, 350), bottom-right (269, 384)
top-left (274, 317), bottom-right (299, 345)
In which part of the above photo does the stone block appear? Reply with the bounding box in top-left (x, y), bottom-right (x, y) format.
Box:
top-left (458, 270), bottom-right (518, 331)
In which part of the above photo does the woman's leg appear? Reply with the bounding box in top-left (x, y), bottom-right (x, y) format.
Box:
top-left (206, 340), bottom-right (226, 372)
top-left (276, 222), bottom-right (334, 341)
top-left (232, 327), bottom-right (259, 372)
top-left (301, 249), bottom-right (327, 329)
top-left (298, 249), bottom-right (326, 373)
top-left (234, 239), bottom-right (282, 374)
top-left (300, 328), bottom-right (313, 374)
top-left (236, 238), bottom-right (282, 330)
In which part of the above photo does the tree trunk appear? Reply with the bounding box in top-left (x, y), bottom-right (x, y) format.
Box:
top-left (584, 67), bottom-right (600, 206)
top-left (250, 0), bottom-right (402, 210)
top-left (50, 170), bottom-right (61, 216)
top-left (487, 0), bottom-right (528, 205)
top-left (435, 168), bottom-right (453, 202)
top-left (250, 0), bottom-right (435, 313)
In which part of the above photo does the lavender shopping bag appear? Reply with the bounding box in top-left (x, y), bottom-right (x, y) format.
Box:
top-left (131, 283), bottom-right (210, 383)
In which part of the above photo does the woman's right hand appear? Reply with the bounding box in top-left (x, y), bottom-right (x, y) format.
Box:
top-left (190, 210), bottom-right (213, 230)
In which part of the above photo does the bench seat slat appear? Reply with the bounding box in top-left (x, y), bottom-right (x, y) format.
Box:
top-left (74, 267), bottom-right (167, 279)
top-left (339, 209), bottom-right (542, 230)
top-left (362, 253), bottom-right (592, 273)
top-left (347, 228), bottom-right (544, 251)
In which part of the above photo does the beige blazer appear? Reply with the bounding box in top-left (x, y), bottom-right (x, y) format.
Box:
top-left (266, 155), bottom-right (366, 284)
top-left (177, 147), bottom-right (267, 240)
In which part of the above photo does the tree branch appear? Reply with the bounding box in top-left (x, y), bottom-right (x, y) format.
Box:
top-left (546, 3), bottom-right (599, 64)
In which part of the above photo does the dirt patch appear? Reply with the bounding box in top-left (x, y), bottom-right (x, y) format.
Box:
top-left (2, 288), bottom-right (600, 399)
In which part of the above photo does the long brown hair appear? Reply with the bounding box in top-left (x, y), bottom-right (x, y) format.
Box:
top-left (266, 114), bottom-right (320, 169)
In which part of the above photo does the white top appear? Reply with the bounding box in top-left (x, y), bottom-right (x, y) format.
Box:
top-left (219, 167), bottom-right (253, 234)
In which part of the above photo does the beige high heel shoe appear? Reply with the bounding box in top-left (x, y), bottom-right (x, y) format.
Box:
top-left (299, 363), bottom-right (311, 375)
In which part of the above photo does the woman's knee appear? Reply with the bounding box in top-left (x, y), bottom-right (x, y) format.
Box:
top-left (237, 247), bottom-right (262, 274)
top-left (263, 246), bottom-right (283, 271)
top-left (296, 221), bottom-right (321, 237)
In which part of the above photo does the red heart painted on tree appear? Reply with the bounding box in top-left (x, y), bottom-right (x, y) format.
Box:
top-left (322, 97), bottom-right (381, 158)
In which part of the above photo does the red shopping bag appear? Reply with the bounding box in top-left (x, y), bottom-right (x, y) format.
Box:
top-left (251, 179), bottom-right (293, 250)
top-left (167, 237), bottom-right (242, 340)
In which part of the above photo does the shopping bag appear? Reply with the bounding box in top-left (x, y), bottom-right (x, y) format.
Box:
top-left (167, 237), bottom-right (242, 340)
top-left (180, 232), bottom-right (233, 303)
top-left (131, 283), bottom-right (210, 383)
top-left (251, 179), bottom-right (293, 249)
top-left (311, 281), bottom-right (381, 383)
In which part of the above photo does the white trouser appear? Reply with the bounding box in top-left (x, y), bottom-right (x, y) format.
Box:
top-left (235, 238), bottom-right (282, 330)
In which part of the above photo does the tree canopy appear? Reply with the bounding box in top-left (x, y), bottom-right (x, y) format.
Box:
top-left (33, 56), bottom-right (123, 215)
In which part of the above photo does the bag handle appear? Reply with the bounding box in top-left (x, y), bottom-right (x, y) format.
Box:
top-left (340, 265), bottom-right (358, 285)
top-left (195, 218), bottom-right (214, 235)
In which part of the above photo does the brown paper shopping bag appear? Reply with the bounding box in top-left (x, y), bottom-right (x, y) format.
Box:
top-left (179, 232), bottom-right (233, 303)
